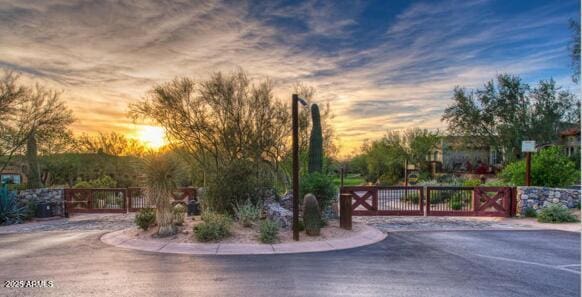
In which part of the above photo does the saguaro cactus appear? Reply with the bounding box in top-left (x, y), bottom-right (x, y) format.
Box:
top-left (303, 193), bottom-right (321, 236)
top-left (308, 104), bottom-right (323, 173)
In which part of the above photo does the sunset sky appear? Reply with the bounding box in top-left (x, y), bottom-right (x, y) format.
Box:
top-left (0, 0), bottom-right (579, 155)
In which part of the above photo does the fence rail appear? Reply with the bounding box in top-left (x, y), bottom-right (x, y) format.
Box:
top-left (64, 187), bottom-right (197, 214)
top-left (340, 186), bottom-right (424, 216)
top-left (340, 186), bottom-right (515, 217)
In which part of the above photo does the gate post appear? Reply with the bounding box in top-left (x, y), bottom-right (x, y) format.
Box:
top-left (426, 187), bottom-right (431, 216)
top-left (340, 193), bottom-right (352, 230)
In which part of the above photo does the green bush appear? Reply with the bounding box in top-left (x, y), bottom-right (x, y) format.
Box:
top-left (303, 194), bottom-right (321, 236)
top-left (300, 172), bottom-right (337, 213)
top-left (233, 199), bottom-right (261, 227)
top-left (537, 204), bottom-right (577, 223)
top-left (259, 219), bottom-right (279, 243)
top-left (73, 175), bottom-right (117, 189)
top-left (462, 179), bottom-right (482, 187)
top-left (449, 198), bottom-right (462, 210)
top-left (194, 212), bottom-right (232, 242)
top-left (403, 191), bottom-right (420, 204)
top-left (499, 147), bottom-right (579, 187)
top-left (204, 159), bottom-right (271, 213)
top-left (173, 204), bottom-right (186, 226)
top-left (134, 208), bottom-right (156, 231)
top-left (0, 186), bottom-right (26, 225)
top-left (523, 207), bottom-right (538, 218)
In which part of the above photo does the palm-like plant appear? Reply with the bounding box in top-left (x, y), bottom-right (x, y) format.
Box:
top-left (142, 154), bottom-right (177, 237)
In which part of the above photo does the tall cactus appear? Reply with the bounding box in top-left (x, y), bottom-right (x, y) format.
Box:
top-left (308, 104), bottom-right (323, 173)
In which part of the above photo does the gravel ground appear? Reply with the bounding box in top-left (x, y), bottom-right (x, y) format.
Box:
top-left (0, 214), bottom-right (135, 234)
top-left (355, 216), bottom-right (532, 232)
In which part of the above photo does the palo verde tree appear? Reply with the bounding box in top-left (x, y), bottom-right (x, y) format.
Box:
top-left (442, 74), bottom-right (580, 162)
top-left (130, 70), bottom-right (290, 212)
top-left (308, 103), bottom-right (323, 173)
top-left (0, 71), bottom-right (74, 188)
top-left (76, 131), bottom-right (146, 156)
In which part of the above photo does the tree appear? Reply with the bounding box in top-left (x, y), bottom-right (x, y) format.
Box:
top-left (0, 72), bottom-right (74, 188)
top-left (499, 146), bottom-right (579, 187)
top-left (76, 132), bottom-right (146, 156)
top-left (130, 70), bottom-right (290, 212)
top-left (442, 74), bottom-right (579, 162)
top-left (403, 128), bottom-right (440, 170)
top-left (569, 19), bottom-right (580, 83)
top-left (0, 72), bottom-right (26, 162)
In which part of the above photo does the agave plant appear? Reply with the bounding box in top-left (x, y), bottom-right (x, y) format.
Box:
top-left (0, 185), bottom-right (26, 225)
top-left (142, 154), bottom-right (178, 237)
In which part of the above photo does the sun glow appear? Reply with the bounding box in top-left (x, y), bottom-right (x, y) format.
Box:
top-left (137, 125), bottom-right (167, 149)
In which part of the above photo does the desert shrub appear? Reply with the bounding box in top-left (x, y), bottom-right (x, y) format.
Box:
top-left (173, 204), bottom-right (186, 226)
top-left (499, 146), bottom-right (579, 187)
top-left (73, 175), bottom-right (117, 189)
top-left (205, 159), bottom-right (271, 214)
top-left (403, 191), bottom-right (420, 204)
top-left (194, 212), bottom-right (232, 242)
top-left (300, 172), bottom-right (337, 213)
top-left (449, 198), bottom-right (463, 210)
top-left (259, 219), bottom-right (279, 243)
top-left (233, 199), bottom-right (261, 227)
top-left (462, 179), bottom-right (482, 187)
top-left (0, 186), bottom-right (26, 225)
top-left (537, 204), bottom-right (577, 223)
top-left (523, 207), bottom-right (538, 218)
top-left (303, 194), bottom-right (321, 236)
top-left (134, 208), bottom-right (156, 231)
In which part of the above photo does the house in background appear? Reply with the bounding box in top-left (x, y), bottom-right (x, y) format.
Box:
top-left (558, 127), bottom-right (581, 158)
top-left (427, 136), bottom-right (503, 174)
top-left (0, 164), bottom-right (28, 185)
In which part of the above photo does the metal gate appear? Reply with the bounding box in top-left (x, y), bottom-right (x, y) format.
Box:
top-left (340, 186), bottom-right (515, 217)
top-left (340, 186), bottom-right (424, 216)
top-left (64, 187), bottom-right (197, 214)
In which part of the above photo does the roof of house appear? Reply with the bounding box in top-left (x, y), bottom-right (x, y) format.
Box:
top-left (559, 126), bottom-right (581, 137)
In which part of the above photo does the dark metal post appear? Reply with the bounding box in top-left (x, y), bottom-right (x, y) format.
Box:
top-left (339, 193), bottom-right (352, 230)
top-left (404, 159), bottom-right (408, 186)
top-left (292, 94), bottom-right (300, 241)
top-left (525, 152), bottom-right (531, 186)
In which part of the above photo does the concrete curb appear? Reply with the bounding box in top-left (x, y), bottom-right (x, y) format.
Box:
top-left (100, 224), bottom-right (386, 255)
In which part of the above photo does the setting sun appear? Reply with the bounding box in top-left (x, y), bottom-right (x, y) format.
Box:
top-left (137, 125), bottom-right (166, 149)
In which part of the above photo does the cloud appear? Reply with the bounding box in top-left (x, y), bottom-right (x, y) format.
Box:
top-left (0, 0), bottom-right (578, 155)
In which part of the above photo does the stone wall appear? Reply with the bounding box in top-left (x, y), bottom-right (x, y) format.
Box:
top-left (516, 187), bottom-right (580, 216)
top-left (17, 188), bottom-right (65, 216)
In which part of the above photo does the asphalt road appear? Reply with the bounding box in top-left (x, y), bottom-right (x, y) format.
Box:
top-left (0, 230), bottom-right (579, 297)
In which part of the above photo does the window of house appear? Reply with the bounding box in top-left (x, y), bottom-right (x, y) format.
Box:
top-left (1, 174), bottom-right (21, 184)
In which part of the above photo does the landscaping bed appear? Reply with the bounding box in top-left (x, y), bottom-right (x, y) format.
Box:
top-left (122, 217), bottom-right (362, 245)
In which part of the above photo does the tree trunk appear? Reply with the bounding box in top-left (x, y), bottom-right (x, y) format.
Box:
top-left (156, 205), bottom-right (175, 237)
top-left (26, 131), bottom-right (42, 189)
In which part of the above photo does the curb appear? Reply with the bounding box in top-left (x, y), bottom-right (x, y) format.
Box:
top-left (100, 224), bottom-right (386, 255)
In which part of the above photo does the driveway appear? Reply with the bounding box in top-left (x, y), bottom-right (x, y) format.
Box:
top-left (0, 228), bottom-right (579, 297)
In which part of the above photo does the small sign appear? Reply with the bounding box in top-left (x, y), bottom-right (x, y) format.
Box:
top-left (407, 172), bottom-right (419, 185)
top-left (521, 141), bottom-right (536, 152)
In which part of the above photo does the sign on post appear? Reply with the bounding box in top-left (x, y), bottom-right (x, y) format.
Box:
top-left (521, 141), bottom-right (536, 152)
top-left (407, 171), bottom-right (419, 186)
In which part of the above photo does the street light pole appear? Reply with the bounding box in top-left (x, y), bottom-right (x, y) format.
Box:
top-left (292, 94), bottom-right (300, 241)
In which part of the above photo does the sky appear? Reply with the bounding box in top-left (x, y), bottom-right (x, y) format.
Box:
top-left (0, 0), bottom-right (579, 155)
